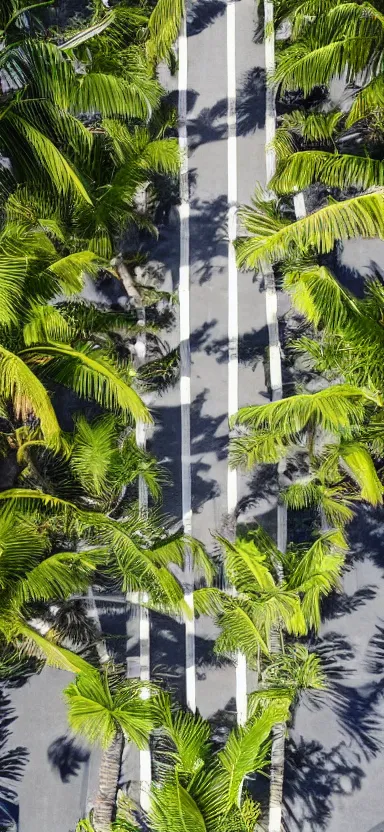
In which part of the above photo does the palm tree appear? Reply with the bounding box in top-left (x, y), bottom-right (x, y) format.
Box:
top-left (194, 528), bottom-right (345, 667)
top-left (148, 695), bottom-right (289, 832)
top-left (248, 643), bottom-right (326, 832)
top-left (0, 0), bottom-right (184, 218)
top-left (194, 528), bottom-right (342, 832)
top-left (230, 381), bottom-right (383, 524)
top-left (76, 693), bottom-right (290, 832)
top-left (65, 668), bottom-right (160, 832)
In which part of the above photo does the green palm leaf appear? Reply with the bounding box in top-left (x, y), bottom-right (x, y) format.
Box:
top-left (274, 36), bottom-right (380, 95)
top-left (21, 343), bottom-right (151, 423)
top-left (147, 0), bottom-right (184, 63)
top-left (231, 385), bottom-right (374, 436)
top-left (218, 703), bottom-right (290, 808)
top-left (236, 191), bottom-right (384, 268)
top-left (23, 305), bottom-right (73, 346)
top-left (0, 345), bottom-right (61, 448)
top-left (283, 263), bottom-right (357, 331)
top-left (159, 698), bottom-right (211, 775)
top-left (70, 414), bottom-right (116, 497)
top-left (0, 488), bottom-right (78, 513)
top-left (0, 256), bottom-right (27, 327)
top-left (346, 74), bottom-right (384, 125)
top-left (149, 779), bottom-right (207, 832)
top-left (288, 534), bottom-right (345, 631)
top-left (17, 623), bottom-right (95, 674)
top-left (65, 672), bottom-right (155, 749)
top-left (338, 441), bottom-right (383, 504)
top-left (48, 251), bottom-right (102, 294)
top-left (141, 138), bottom-right (181, 174)
top-left (7, 114), bottom-right (92, 203)
top-left (270, 151), bottom-right (384, 194)
top-left (229, 429), bottom-right (288, 468)
top-left (213, 603), bottom-right (270, 659)
top-left (15, 550), bottom-right (102, 605)
top-left (216, 535), bottom-right (277, 592)
top-left (74, 73), bottom-right (161, 121)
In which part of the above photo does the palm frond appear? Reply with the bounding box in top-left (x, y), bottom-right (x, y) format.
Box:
top-left (288, 534), bottom-right (345, 631)
top-left (0, 256), bottom-right (27, 328)
top-left (218, 703), bottom-right (290, 808)
top-left (338, 441), bottom-right (383, 504)
top-left (347, 74), bottom-right (384, 125)
top-left (70, 414), bottom-right (116, 497)
top-left (65, 672), bottom-right (155, 749)
top-left (74, 73), bottom-right (162, 121)
top-left (229, 429), bottom-right (288, 469)
top-left (23, 305), bottom-right (73, 346)
top-left (282, 263), bottom-right (357, 331)
top-left (48, 251), bottom-right (102, 294)
top-left (0, 345), bottom-right (61, 448)
top-left (158, 698), bottom-right (211, 775)
top-left (214, 603), bottom-right (270, 660)
top-left (149, 779), bottom-right (207, 832)
top-left (232, 385), bottom-right (374, 437)
top-left (236, 191), bottom-right (384, 268)
top-left (7, 114), bottom-right (91, 203)
top-left (270, 151), bottom-right (384, 194)
top-left (16, 550), bottom-right (102, 605)
top-left (21, 343), bottom-right (151, 423)
top-left (146, 0), bottom-right (184, 64)
top-left (274, 36), bottom-right (380, 95)
top-left (17, 623), bottom-right (95, 673)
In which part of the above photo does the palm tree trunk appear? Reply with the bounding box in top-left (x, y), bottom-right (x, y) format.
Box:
top-left (92, 730), bottom-right (124, 832)
top-left (269, 720), bottom-right (286, 832)
top-left (113, 255), bottom-right (143, 307)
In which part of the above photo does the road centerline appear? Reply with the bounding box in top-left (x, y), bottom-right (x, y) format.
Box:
top-left (178, 9), bottom-right (195, 714)
top-left (227, 0), bottom-right (248, 727)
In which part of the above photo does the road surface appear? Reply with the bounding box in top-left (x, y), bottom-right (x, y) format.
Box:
top-left (3, 3), bottom-right (384, 831)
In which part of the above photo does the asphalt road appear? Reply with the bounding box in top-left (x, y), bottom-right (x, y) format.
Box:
top-left (4, 3), bottom-right (384, 831)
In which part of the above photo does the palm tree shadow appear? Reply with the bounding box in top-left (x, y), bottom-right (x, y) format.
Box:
top-left (321, 585), bottom-right (378, 622)
top-left (47, 735), bottom-right (90, 783)
top-left (283, 736), bottom-right (365, 832)
top-left (0, 690), bottom-right (29, 806)
top-left (366, 621), bottom-right (384, 675)
top-left (150, 613), bottom-right (234, 705)
top-left (236, 67), bottom-right (266, 134)
top-left (208, 697), bottom-right (237, 748)
top-left (187, 0), bottom-right (226, 35)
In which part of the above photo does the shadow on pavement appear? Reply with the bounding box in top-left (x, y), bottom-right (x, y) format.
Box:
top-left (47, 735), bottom-right (90, 784)
top-left (283, 737), bottom-right (365, 832)
top-left (187, 0), bottom-right (226, 37)
top-left (0, 690), bottom-right (29, 805)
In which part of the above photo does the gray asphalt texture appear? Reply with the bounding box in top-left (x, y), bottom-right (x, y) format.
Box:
top-left (3, 3), bottom-right (384, 831)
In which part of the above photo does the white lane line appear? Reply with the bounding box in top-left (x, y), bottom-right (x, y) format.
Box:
top-left (179, 11), bottom-right (195, 714)
top-left (264, 0), bottom-right (282, 403)
top-left (227, 0), bottom-right (247, 728)
top-left (265, 0), bottom-right (276, 183)
top-left (135, 311), bottom-right (151, 812)
top-left (294, 191), bottom-right (307, 219)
